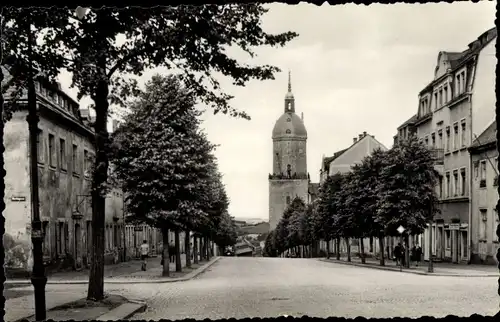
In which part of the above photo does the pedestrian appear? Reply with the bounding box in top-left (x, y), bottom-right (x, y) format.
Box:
top-left (140, 239), bottom-right (149, 271)
top-left (169, 240), bottom-right (176, 263)
top-left (411, 243), bottom-right (422, 267)
top-left (393, 243), bottom-right (402, 266)
top-left (401, 244), bottom-right (406, 267)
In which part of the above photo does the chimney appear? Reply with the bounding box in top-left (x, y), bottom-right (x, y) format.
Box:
top-left (358, 134), bottom-right (363, 140)
top-left (363, 131), bottom-right (367, 137)
top-left (353, 137), bottom-right (357, 144)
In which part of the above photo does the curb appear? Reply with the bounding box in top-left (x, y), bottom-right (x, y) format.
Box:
top-left (318, 258), bottom-right (499, 277)
top-left (5, 257), bottom-right (221, 286)
top-left (96, 299), bottom-right (148, 321)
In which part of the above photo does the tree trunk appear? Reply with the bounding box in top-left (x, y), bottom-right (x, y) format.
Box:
top-left (175, 229), bottom-right (181, 272)
top-left (405, 234), bottom-right (410, 268)
top-left (161, 227), bottom-right (170, 277)
top-left (360, 238), bottom-right (366, 264)
top-left (346, 238), bottom-right (351, 262)
top-left (205, 237), bottom-right (210, 261)
top-left (193, 235), bottom-right (199, 264)
top-left (369, 236), bottom-right (374, 253)
top-left (185, 230), bottom-right (191, 268)
top-left (87, 76), bottom-right (110, 301)
top-left (379, 233), bottom-right (385, 266)
top-left (326, 239), bottom-right (330, 259)
top-left (336, 237), bottom-right (341, 260)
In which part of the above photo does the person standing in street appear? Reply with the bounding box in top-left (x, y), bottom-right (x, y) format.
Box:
top-left (140, 239), bottom-right (149, 271)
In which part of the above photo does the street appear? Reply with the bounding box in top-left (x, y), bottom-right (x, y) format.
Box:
top-left (16, 257), bottom-right (497, 319)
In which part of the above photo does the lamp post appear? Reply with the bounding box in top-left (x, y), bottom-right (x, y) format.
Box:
top-left (397, 225), bottom-right (405, 272)
top-left (26, 18), bottom-right (47, 321)
top-left (428, 205), bottom-right (434, 273)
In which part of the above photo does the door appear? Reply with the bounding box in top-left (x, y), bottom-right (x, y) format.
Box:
top-left (74, 223), bottom-right (82, 269)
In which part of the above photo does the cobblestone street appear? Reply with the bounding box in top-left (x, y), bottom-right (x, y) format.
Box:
top-left (110, 257), bottom-right (499, 319)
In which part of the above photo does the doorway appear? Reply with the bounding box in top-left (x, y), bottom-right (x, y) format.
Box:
top-left (74, 223), bottom-right (82, 269)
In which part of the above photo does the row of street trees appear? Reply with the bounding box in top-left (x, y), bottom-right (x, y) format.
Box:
top-left (109, 74), bottom-right (238, 277)
top-left (264, 137), bottom-right (440, 266)
top-left (1, 6), bottom-right (297, 302)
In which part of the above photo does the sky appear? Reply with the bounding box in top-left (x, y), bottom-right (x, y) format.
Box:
top-left (57, 2), bottom-right (497, 222)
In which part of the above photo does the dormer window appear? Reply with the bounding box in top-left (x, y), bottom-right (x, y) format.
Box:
top-left (286, 118), bottom-right (291, 122)
top-left (285, 129), bottom-right (291, 134)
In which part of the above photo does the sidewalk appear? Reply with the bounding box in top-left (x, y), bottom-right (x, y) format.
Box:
top-left (320, 256), bottom-right (499, 277)
top-left (5, 289), bottom-right (146, 322)
top-left (5, 254), bottom-right (218, 285)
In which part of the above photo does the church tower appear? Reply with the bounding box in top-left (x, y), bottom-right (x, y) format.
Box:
top-left (268, 72), bottom-right (309, 230)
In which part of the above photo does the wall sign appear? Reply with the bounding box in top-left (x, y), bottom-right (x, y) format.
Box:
top-left (11, 196), bottom-right (26, 202)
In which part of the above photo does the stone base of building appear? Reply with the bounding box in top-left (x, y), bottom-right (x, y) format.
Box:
top-left (470, 253), bottom-right (498, 265)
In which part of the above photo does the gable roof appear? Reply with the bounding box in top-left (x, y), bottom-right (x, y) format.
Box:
top-left (470, 121), bottom-right (496, 149)
top-left (397, 114), bottom-right (418, 130)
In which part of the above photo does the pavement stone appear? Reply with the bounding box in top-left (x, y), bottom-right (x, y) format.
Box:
top-left (112, 257), bottom-right (499, 320)
top-left (96, 302), bottom-right (147, 321)
top-left (320, 257), bottom-right (499, 277)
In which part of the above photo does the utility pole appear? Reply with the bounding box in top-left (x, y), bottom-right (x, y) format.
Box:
top-left (428, 202), bottom-right (434, 273)
top-left (26, 18), bottom-right (47, 320)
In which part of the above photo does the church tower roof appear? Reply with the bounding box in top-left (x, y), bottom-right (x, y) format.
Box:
top-left (272, 71), bottom-right (307, 140)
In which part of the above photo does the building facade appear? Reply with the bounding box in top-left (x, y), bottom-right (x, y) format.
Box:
top-left (414, 27), bottom-right (497, 263)
top-left (468, 121), bottom-right (499, 264)
top-left (393, 114), bottom-right (417, 146)
top-left (2, 70), bottom-right (163, 274)
top-left (268, 73), bottom-right (310, 231)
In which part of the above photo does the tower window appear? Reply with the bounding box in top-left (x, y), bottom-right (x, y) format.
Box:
top-left (286, 196), bottom-right (291, 205)
top-left (285, 129), bottom-right (291, 134)
top-left (286, 118), bottom-right (291, 122)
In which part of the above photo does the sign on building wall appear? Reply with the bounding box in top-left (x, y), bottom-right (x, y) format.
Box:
top-left (11, 196), bottom-right (26, 202)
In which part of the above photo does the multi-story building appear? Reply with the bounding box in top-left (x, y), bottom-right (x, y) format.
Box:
top-left (2, 67), bottom-right (163, 274)
top-left (393, 114), bottom-right (417, 146)
top-left (468, 121), bottom-right (499, 264)
top-left (415, 27), bottom-right (497, 263)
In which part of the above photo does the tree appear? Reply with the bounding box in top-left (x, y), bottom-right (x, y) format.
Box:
top-left (273, 197), bottom-right (306, 256)
top-left (315, 173), bottom-right (344, 259)
top-left (109, 74), bottom-right (215, 278)
top-left (263, 230), bottom-right (278, 257)
top-left (287, 200), bottom-right (308, 257)
top-left (347, 148), bottom-right (388, 265)
top-left (36, 6), bottom-right (297, 300)
top-left (376, 136), bottom-right (440, 267)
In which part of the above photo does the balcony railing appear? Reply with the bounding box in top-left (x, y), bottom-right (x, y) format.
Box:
top-left (269, 172), bottom-right (310, 180)
top-left (429, 148), bottom-right (444, 165)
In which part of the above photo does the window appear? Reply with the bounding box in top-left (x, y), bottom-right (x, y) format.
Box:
top-left (424, 136), bottom-right (429, 147)
top-left (286, 196), bottom-right (291, 205)
top-left (438, 176), bottom-right (443, 198)
top-left (84, 149), bottom-right (89, 177)
top-left (453, 170), bottom-right (458, 196)
top-left (445, 172), bottom-right (451, 198)
top-left (285, 129), bottom-right (291, 134)
top-left (48, 134), bottom-right (56, 167)
top-left (494, 209), bottom-right (499, 243)
top-left (480, 161), bottom-right (487, 187)
top-left (59, 138), bottom-right (66, 171)
top-left (480, 209), bottom-right (487, 240)
top-left (443, 86), bottom-right (448, 104)
top-left (36, 129), bottom-right (44, 163)
top-left (453, 123), bottom-right (459, 150)
top-left (58, 222), bottom-right (65, 254)
top-left (433, 92), bottom-right (438, 110)
top-left (461, 120), bottom-right (466, 147)
top-left (438, 88), bottom-right (443, 107)
top-left (72, 144), bottom-right (78, 174)
top-left (474, 161), bottom-right (479, 179)
top-left (460, 168), bottom-right (466, 196)
top-left (431, 133), bottom-right (436, 148)
top-left (456, 70), bottom-right (466, 95)
top-left (445, 126), bottom-right (450, 152)
top-left (438, 130), bottom-right (443, 149)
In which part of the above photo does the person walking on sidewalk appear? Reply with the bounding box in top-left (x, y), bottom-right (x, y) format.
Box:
top-left (411, 243), bottom-right (422, 267)
top-left (169, 240), bottom-right (176, 263)
top-left (140, 240), bottom-right (149, 271)
top-left (394, 243), bottom-right (402, 266)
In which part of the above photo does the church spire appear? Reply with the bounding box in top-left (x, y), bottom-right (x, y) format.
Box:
top-left (284, 70), bottom-right (295, 113)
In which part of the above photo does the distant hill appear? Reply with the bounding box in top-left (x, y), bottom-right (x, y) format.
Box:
top-left (238, 222), bottom-right (270, 235)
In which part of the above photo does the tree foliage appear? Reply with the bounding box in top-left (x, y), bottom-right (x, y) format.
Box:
top-left (270, 139), bottom-right (440, 260)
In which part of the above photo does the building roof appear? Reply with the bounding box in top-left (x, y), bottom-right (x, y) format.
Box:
top-left (322, 148), bottom-right (348, 169)
top-left (272, 111), bottom-right (307, 139)
top-left (397, 114), bottom-right (418, 130)
top-left (470, 121), bottom-right (496, 149)
top-left (419, 27), bottom-right (497, 95)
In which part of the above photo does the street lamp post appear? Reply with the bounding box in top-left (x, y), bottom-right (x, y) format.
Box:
top-left (26, 19), bottom-right (47, 321)
top-left (397, 225), bottom-right (405, 272)
top-left (428, 203), bottom-right (434, 273)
